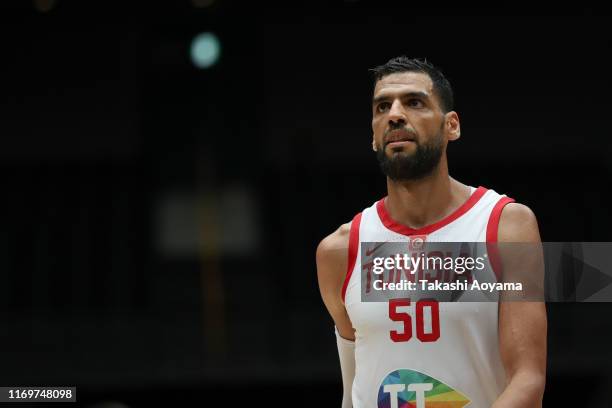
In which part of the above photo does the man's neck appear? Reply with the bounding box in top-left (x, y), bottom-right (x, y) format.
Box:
top-left (385, 162), bottom-right (470, 230)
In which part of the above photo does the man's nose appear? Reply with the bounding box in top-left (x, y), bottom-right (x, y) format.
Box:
top-left (387, 100), bottom-right (406, 125)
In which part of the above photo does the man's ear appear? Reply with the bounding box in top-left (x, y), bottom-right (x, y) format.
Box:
top-left (446, 111), bottom-right (461, 141)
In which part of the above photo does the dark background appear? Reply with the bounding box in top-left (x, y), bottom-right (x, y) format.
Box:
top-left (1, 1), bottom-right (611, 407)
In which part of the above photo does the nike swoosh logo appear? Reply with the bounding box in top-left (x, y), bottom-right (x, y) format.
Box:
top-left (365, 241), bottom-right (388, 257)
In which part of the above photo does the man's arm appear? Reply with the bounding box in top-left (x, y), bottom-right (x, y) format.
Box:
top-left (492, 203), bottom-right (547, 408)
top-left (316, 223), bottom-right (356, 408)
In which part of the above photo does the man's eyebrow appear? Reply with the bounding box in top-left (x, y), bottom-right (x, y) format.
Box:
top-left (372, 91), bottom-right (430, 105)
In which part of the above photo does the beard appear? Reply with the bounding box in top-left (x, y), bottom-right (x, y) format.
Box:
top-left (376, 127), bottom-right (445, 182)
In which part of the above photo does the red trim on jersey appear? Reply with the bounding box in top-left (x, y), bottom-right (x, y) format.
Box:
top-left (486, 196), bottom-right (515, 281)
top-left (376, 186), bottom-right (488, 236)
top-left (342, 212), bottom-right (362, 303)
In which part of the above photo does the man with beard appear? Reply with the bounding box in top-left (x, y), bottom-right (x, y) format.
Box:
top-left (316, 57), bottom-right (546, 408)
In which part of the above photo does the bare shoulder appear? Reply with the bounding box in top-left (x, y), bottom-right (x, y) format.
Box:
top-left (316, 222), bottom-right (355, 338)
top-left (316, 222), bottom-right (351, 285)
top-left (317, 223), bottom-right (351, 258)
top-left (498, 202), bottom-right (541, 243)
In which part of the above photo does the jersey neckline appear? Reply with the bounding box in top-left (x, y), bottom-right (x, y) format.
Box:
top-left (376, 186), bottom-right (488, 236)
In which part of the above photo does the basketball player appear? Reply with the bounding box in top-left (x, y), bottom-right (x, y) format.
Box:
top-left (316, 57), bottom-right (547, 407)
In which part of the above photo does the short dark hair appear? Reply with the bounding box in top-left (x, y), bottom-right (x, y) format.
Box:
top-left (370, 56), bottom-right (454, 113)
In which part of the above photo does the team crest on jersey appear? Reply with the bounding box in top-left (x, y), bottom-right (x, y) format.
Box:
top-left (408, 235), bottom-right (427, 251)
top-left (378, 368), bottom-right (470, 408)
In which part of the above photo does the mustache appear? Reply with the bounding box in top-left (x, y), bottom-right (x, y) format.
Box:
top-left (383, 126), bottom-right (419, 145)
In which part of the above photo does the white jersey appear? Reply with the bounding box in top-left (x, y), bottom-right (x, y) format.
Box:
top-left (342, 186), bottom-right (515, 408)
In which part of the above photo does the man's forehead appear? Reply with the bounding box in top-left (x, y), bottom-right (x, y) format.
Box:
top-left (373, 71), bottom-right (433, 96)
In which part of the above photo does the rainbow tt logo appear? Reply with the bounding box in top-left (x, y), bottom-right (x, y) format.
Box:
top-left (378, 368), bottom-right (470, 408)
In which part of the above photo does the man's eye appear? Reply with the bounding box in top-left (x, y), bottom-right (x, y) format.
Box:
top-left (377, 102), bottom-right (390, 113)
top-left (407, 99), bottom-right (424, 108)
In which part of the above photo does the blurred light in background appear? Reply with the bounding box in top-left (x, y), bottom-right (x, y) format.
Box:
top-left (155, 187), bottom-right (259, 258)
top-left (33, 0), bottom-right (57, 13)
top-left (190, 32), bottom-right (221, 69)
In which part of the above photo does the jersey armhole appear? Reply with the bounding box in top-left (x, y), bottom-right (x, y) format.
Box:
top-left (341, 212), bottom-right (362, 304)
top-left (486, 196), bottom-right (515, 281)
